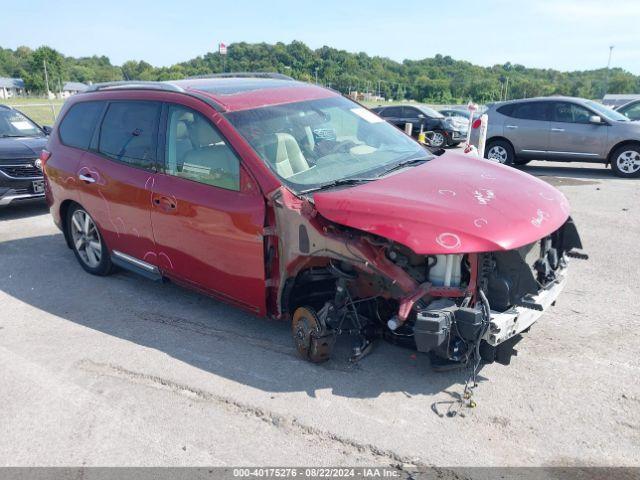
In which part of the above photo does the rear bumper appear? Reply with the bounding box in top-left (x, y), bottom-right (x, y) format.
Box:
top-left (484, 267), bottom-right (568, 346)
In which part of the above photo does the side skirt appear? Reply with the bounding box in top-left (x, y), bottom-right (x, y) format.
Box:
top-left (111, 250), bottom-right (163, 282)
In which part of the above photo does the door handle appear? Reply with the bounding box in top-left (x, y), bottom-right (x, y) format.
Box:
top-left (153, 196), bottom-right (177, 211)
top-left (505, 125), bottom-right (518, 129)
top-left (78, 174), bottom-right (96, 183)
top-left (551, 128), bottom-right (565, 132)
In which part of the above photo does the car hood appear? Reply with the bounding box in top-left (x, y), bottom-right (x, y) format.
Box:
top-left (0, 136), bottom-right (47, 160)
top-left (313, 153), bottom-right (570, 254)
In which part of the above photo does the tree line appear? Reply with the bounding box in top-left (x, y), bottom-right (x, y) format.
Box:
top-left (1, 41), bottom-right (638, 103)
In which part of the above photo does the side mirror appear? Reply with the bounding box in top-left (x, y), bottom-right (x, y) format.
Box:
top-left (42, 125), bottom-right (53, 135)
top-left (417, 114), bottom-right (425, 119)
top-left (588, 115), bottom-right (602, 125)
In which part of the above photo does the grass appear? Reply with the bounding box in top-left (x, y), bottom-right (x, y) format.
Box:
top-left (2, 97), bottom-right (66, 126)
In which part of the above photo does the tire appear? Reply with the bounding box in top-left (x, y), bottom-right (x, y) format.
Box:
top-left (610, 145), bottom-right (640, 178)
top-left (66, 204), bottom-right (113, 276)
top-left (513, 158), bottom-right (531, 166)
top-left (485, 139), bottom-right (515, 165)
top-left (429, 130), bottom-right (446, 148)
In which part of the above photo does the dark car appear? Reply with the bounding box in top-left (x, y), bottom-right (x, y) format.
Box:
top-left (0, 104), bottom-right (50, 206)
top-left (43, 75), bottom-right (584, 369)
top-left (371, 104), bottom-right (467, 147)
top-left (616, 99), bottom-right (640, 121)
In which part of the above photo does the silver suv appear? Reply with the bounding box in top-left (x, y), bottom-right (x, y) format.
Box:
top-left (483, 96), bottom-right (640, 178)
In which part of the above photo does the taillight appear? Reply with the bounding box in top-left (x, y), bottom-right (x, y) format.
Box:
top-left (40, 149), bottom-right (51, 165)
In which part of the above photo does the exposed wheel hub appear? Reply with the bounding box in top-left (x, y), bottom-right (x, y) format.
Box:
top-left (291, 306), bottom-right (335, 363)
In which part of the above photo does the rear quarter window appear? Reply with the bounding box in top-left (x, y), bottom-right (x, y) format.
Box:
top-left (58, 101), bottom-right (104, 149)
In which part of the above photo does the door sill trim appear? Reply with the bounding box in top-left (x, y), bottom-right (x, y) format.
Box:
top-left (112, 250), bottom-right (162, 281)
top-left (521, 149), bottom-right (599, 157)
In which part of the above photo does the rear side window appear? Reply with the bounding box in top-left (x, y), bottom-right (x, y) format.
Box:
top-left (382, 107), bottom-right (403, 117)
top-left (498, 102), bottom-right (548, 120)
top-left (98, 101), bottom-right (160, 169)
top-left (59, 101), bottom-right (103, 149)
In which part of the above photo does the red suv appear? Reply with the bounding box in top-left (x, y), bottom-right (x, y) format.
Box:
top-left (43, 74), bottom-right (585, 369)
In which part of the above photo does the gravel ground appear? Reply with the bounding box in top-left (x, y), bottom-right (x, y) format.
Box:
top-left (0, 160), bottom-right (638, 469)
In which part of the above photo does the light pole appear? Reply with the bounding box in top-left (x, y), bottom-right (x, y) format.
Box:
top-left (604, 45), bottom-right (614, 97)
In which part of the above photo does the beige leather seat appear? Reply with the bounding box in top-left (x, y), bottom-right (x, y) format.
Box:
top-left (266, 133), bottom-right (310, 178)
top-left (182, 118), bottom-right (238, 178)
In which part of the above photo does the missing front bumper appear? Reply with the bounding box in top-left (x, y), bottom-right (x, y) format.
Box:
top-left (484, 269), bottom-right (568, 346)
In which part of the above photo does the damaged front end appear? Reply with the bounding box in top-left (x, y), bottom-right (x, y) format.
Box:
top-left (268, 187), bottom-right (587, 368)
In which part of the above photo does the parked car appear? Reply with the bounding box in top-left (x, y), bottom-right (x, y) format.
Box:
top-left (439, 108), bottom-right (473, 121)
top-left (616, 99), bottom-right (640, 121)
top-left (0, 104), bottom-right (50, 206)
top-left (371, 104), bottom-right (467, 147)
top-left (483, 96), bottom-right (640, 177)
top-left (43, 75), bottom-right (585, 369)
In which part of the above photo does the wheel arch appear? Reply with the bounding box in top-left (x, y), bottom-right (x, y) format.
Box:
top-left (486, 136), bottom-right (515, 150)
top-left (606, 140), bottom-right (640, 167)
top-left (59, 199), bottom-right (80, 249)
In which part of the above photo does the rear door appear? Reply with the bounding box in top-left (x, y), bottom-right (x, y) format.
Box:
top-left (547, 101), bottom-right (608, 159)
top-left (150, 102), bottom-right (267, 313)
top-left (378, 106), bottom-right (405, 128)
top-left (499, 101), bottom-right (550, 156)
top-left (77, 100), bottom-right (160, 270)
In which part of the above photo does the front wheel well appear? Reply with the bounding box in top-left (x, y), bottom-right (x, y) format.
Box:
top-left (606, 140), bottom-right (640, 167)
top-left (485, 136), bottom-right (515, 150)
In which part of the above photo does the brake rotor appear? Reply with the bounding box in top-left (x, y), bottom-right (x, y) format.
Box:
top-left (291, 306), bottom-right (335, 363)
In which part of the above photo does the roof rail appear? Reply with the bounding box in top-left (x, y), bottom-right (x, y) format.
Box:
top-left (186, 72), bottom-right (294, 81)
top-left (84, 81), bottom-right (185, 93)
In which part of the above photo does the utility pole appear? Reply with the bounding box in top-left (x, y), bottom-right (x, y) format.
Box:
top-left (314, 68), bottom-right (318, 85)
top-left (504, 76), bottom-right (509, 101)
top-left (43, 59), bottom-right (51, 97)
top-left (43, 59), bottom-right (56, 120)
top-left (604, 45), bottom-right (614, 97)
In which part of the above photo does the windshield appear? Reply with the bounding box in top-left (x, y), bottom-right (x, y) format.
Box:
top-left (444, 110), bottom-right (471, 119)
top-left (585, 100), bottom-right (629, 122)
top-left (418, 105), bottom-right (444, 118)
top-left (225, 96), bottom-right (431, 191)
top-left (0, 108), bottom-right (43, 137)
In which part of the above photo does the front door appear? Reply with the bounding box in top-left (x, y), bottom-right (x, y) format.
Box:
top-left (547, 101), bottom-right (608, 159)
top-left (150, 103), bottom-right (266, 313)
top-left (77, 100), bottom-right (161, 267)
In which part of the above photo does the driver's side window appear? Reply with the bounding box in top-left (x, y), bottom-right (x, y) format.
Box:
top-left (552, 102), bottom-right (591, 124)
top-left (164, 105), bottom-right (240, 191)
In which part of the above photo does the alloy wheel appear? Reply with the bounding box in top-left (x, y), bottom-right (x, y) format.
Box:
top-left (487, 145), bottom-right (508, 163)
top-left (616, 150), bottom-right (640, 174)
top-left (430, 132), bottom-right (445, 147)
top-left (70, 209), bottom-right (102, 268)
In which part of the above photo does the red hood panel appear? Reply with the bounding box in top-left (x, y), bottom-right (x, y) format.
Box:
top-left (313, 153), bottom-right (570, 254)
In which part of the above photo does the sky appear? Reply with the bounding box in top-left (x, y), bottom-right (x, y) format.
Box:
top-left (1, 0), bottom-right (639, 74)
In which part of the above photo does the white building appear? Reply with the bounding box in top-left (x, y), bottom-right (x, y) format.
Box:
top-left (0, 77), bottom-right (26, 99)
top-left (60, 81), bottom-right (89, 98)
top-left (602, 93), bottom-right (640, 108)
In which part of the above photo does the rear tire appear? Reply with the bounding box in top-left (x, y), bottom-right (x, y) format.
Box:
top-left (485, 140), bottom-right (515, 165)
top-left (66, 204), bottom-right (113, 276)
top-left (610, 145), bottom-right (640, 178)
